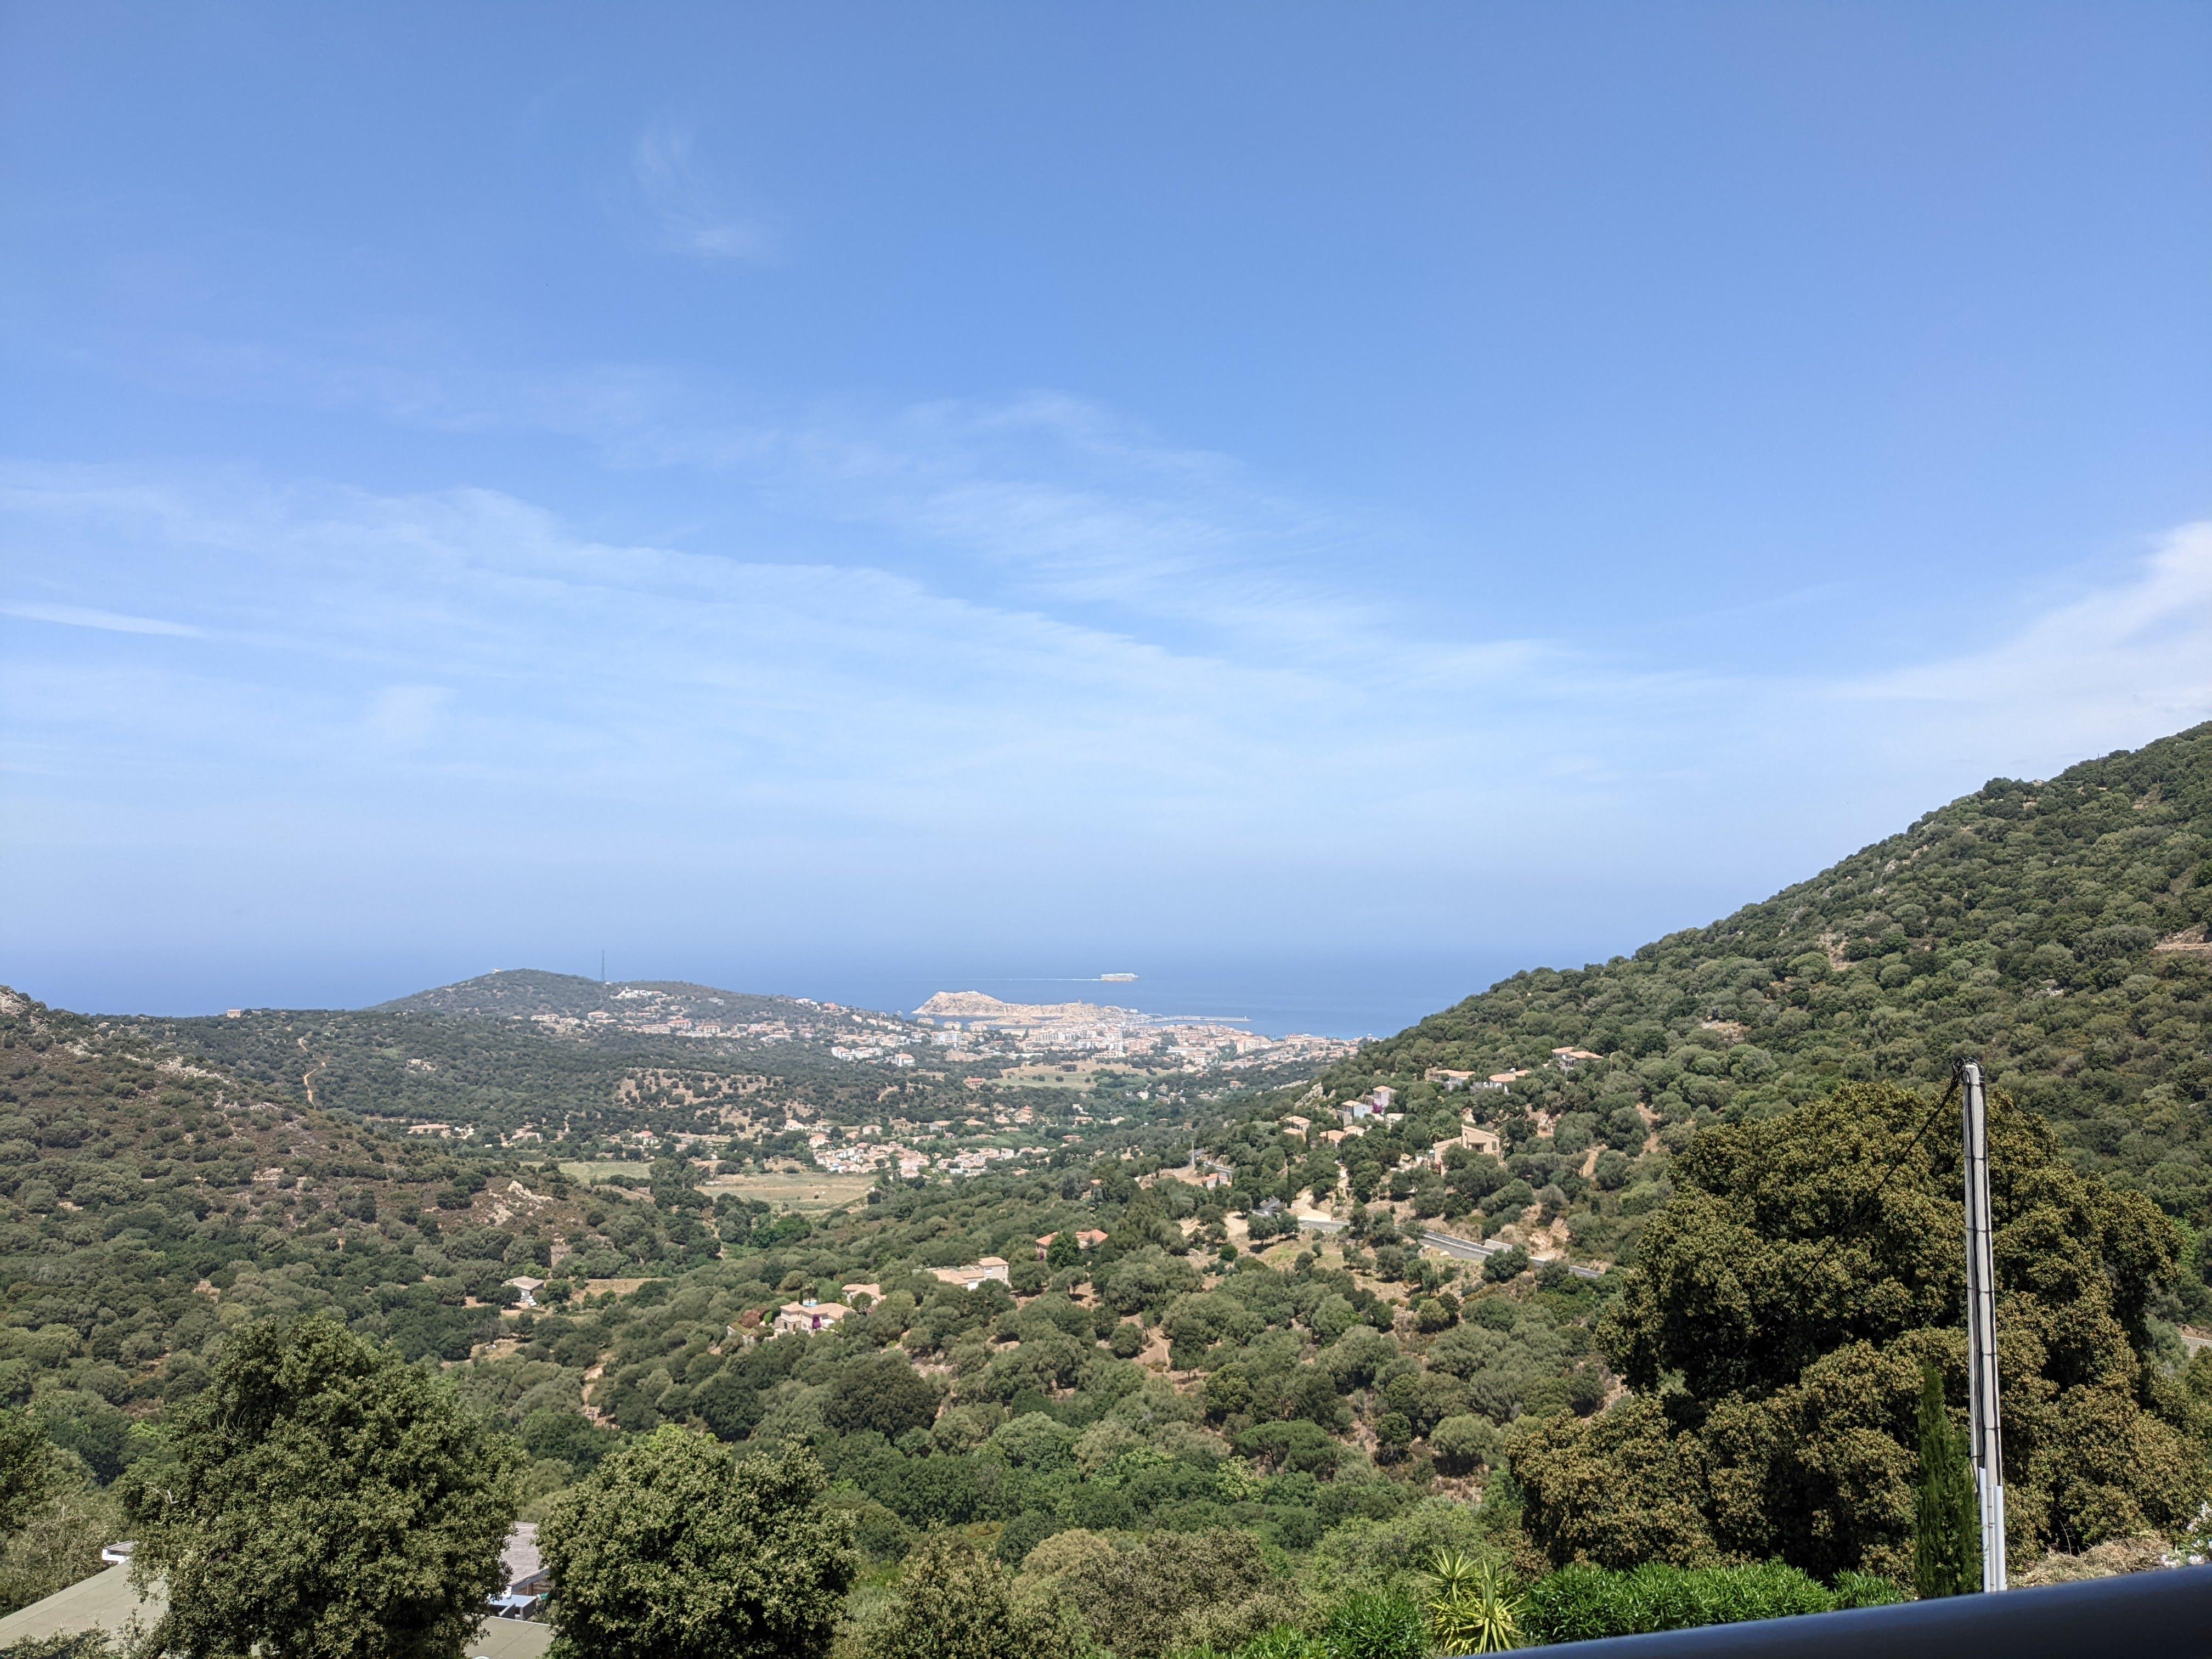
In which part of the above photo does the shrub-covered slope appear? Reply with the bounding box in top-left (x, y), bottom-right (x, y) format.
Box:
top-left (376, 968), bottom-right (800, 1022)
top-left (2, 980), bottom-right (1622, 1634)
top-left (0, 990), bottom-right (738, 1395)
top-left (120, 1003), bottom-right (793, 1144)
top-left (1323, 723), bottom-right (2212, 1223)
top-left (125, 970), bottom-right (1249, 1150)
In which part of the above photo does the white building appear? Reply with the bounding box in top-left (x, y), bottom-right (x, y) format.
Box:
top-left (927, 1256), bottom-right (1011, 1290)
top-left (774, 1300), bottom-right (854, 1336)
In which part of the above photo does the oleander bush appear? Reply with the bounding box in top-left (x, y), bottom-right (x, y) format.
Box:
top-left (1523, 1560), bottom-right (1901, 1643)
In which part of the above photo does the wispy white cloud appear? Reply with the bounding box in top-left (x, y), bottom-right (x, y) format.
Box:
top-left (0, 461), bottom-right (1645, 874)
top-left (362, 685), bottom-right (453, 753)
top-left (3, 601), bottom-right (202, 637)
top-left (4, 413), bottom-right (2208, 976)
top-left (84, 340), bottom-right (1485, 660)
top-left (10, 455), bottom-right (2205, 860)
top-left (1844, 520), bottom-right (2212, 776)
top-left (630, 126), bottom-right (777, 263)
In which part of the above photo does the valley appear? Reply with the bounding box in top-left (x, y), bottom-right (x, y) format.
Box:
top-left (3, 723), bottom-right (2209, 1643)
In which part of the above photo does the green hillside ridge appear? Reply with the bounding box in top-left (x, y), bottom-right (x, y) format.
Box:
top-left (0, 989), bottom-right (741, 1451)
top-left (1317, 721), bottom-right (2212, 1229)
top-left (122, 1004), bottom-right (824, 1148)
top-left (0, 989), bottom-right (830, 1361)
top-left (125, 971), bottom-right (940, 1147)
top-left (375, 967), bottom-right (817, 1022)
top-left (125, 972), bottom-right (1250, 1154)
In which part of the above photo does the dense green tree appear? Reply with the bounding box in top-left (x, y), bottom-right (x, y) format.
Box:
top-left (1427, 1415), bottom-right (1498, 1477)
top-left (1911, 1363), bottom-right (1980, 1599)
top-left (0, 1452), bottom-right (126, 1620)
top-left (539, 1429), bottom-right (854, 1659)
top-left (0, 1410), bottom-right (49, 1540)
top-left (1481, 1247), bottom-right (1530, 1284)
top-left (119, 1313), bottom-right (521, 1659)
top-left (1513, 1084), bottom-right (2207, 1578)
top-left (1021, 1527), bottom-right (1300, 1657)
top-left (823, 1355), bottom-right (941, 1439)
top-left (859, 1532), bottom-right (1087, 1659)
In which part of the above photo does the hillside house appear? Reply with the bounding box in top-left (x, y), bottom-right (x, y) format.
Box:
top-left (1429, 1124), bottom-right (1503, 1167)
top-left (1551, 1047), bottom-right (1604, 1071)
top-left (928, 1257), bottom-right (1011, 1290)
top-left (501, 1276), bottom-right (546, 1309)
top-left (1425, 1068), bottom-right (1476, 1090)
top-left (774, 1300), bottom-right (853, 1335)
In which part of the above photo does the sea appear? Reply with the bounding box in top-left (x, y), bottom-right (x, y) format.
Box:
top-left (761, 951), bottom-right (1556, 1042)
top-left (56, 946), bottom-right (1602, 1042)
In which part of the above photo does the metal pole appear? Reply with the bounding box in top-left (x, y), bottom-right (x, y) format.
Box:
top-left (1961, 1060), bottom-right (2007, 1591)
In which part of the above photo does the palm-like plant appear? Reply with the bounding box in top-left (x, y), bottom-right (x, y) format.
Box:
top-left (1423, 1550), bottom-right (1485, 1598)
top-left (1423, 1550), bottom-right (1523, 1654)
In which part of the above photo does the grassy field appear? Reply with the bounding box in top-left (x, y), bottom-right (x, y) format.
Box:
top-left (558, 1161), bottom-right (874, 1212)
top-left (701, 1170), bottom-right (876, 1212)
top-left (557, 1160), bottom-right (659, 1184)
top-left (993, 1060), bottom-right (1139, 1088)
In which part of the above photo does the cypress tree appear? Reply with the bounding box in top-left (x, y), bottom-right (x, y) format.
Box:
top-left (1912, 1362), bottom-right (1981, 1599)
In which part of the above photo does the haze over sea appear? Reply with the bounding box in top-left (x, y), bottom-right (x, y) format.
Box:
top-left (744, 951), bottom-right (1543, 1041)
top-left (75, 949), bottom-right (1547, 1044)
top-left (7, 8), bottom-right (2208, 1032)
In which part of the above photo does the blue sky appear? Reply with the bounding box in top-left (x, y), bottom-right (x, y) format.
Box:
top-left (4, 4), bottom-right (2209, 1022)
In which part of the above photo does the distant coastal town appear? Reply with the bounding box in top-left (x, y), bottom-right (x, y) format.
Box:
top-left (910, 991), bottom-right (1354, 1070)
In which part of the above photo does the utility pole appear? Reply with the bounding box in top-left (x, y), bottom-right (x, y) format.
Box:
top-left (1961, 1060), bottom-right (2007, 1591)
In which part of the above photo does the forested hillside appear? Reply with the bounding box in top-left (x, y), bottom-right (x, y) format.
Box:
top-left (1322, 724), bottom-right (2212, 1224)
top-left (123, 970), bottom-right (1226, 1154)
top-left (10, 729), bottom-right (2212, 1645)
top-left (0, 988), bottom-right (766, 1390)
top-left (376, 968), bottom-right (804, 1022)
top-left (121, 1005), bottom-right (868, 1148)
top-left (122, 972), bottom-right (957, 1148)
top-left (5, 971), bottom-right (2207, 1645)
top-left (3, 981), bottom-right (1622, 1636)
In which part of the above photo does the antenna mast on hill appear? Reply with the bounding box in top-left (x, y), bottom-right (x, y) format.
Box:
top-left (1961, 1060), bottom-right (2008, 1591)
